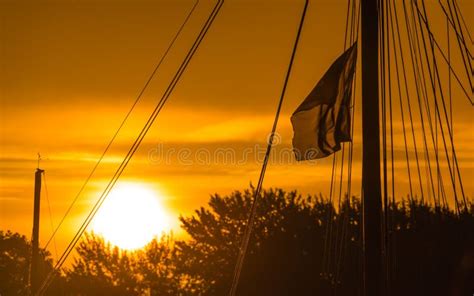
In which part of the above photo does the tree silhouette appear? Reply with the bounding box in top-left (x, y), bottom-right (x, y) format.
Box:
top-left (64, 232), bottom-right (139, 295)
top-left (2, 188), bottom-right (473, 295)
top-left (0, 230), bottom-right (56, 295)
top-left (64, 233), bottom-right (185, 295)
top-left (177, 187), bottom-right (355, 295)
top-left (177, 188), bottom-right (474, 295)
top-left (135, 235), bottom-right (184, 295)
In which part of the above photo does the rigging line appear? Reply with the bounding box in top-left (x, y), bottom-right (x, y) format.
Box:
top-left (402, 0), bottom-right (437, 206)
top-left (333, 144), bottom-right (346, 288)
top-left (335, 4), bottom-right (359, 289)
top-left (347, 0), bottom-right (360, 217)
top-left (439, 168), bottom-right (449, 208)
top-left (381, 1), bottom-right (391, 293)
top-left (436, 0), bottom-right (473, 57)
top-left (346, 0), bottom-right (360, 205)
top-left (447, 10), bottom-right (455, 204)
top-left (411, 3), bottom-right (448, 208)
top-left (378, 0), bottom-right (388, 288)
top-left (327, 0), bottom-right (352, 281)
top-left (350, 5), bottom-right (363, 287)
top-left (336, 1), bottom-right (360, 287)
top-left (334, 1), bottom-right (356, 282)
top-left (419, 0), bottom-right (467, 210)
top-left (388, 6), bottom-right (414, 201)
top-left (444, 0), bottom-right (474, 82)
top-left (39, 0), bottom-right (222, 292)
top-left (403, 3), bottom-right (438, 208)
top-left (228, 2), bottom-right (309, 295)
top-left (415, 0), bottom-right (467, 213)
top-left (59, 0), bottom-right (221, 280)
top-left (384, 2), bottom-right (395, 209)
top-left (386, 1), bottom-right (396, 210)
top-left (322, 153), bottom-right (337, 278)
top-left (436, 43), bottom-right (439, 206)
top-left (414, 6), bottom-right (473, 105)
top-left (325, 0), bottom-right (355, 283)
top-left (392, 0), bottom-right (425, 202)
top-left (334, 125), bottom-right (352, 288)
top-left (410, 0), bottom-right (446, 209)
top-left (388, 2), bottom-right (398, 290)
top-left (37, 1), bottom-right (223, 294)
top-left (427, 31), bottom-right (464, 211)
top-left (355, 0), bottom-right (361, 41)
top-left (435, 165), bottom-right (448, 209)
top-left (346, 65), bottom-right (355, 207)
top-left (348, 0), bottom-right (356, 47)
top-left (344, 0), bottom-right (352, 50)
top-left (322, 153), bottom-right (337, 279)
top-left (336, 3), bottom-right (361, 292)
top-left (40, 3), bottom-right (221, 291)
top-left (42, 172), bottom-right (58, 261)
top-left (413, 0), bottom-right (444, 207)
top-left (323, 0), bottom-right (355, 286)
top-left (448, 0), bottom-right (474, 71)
top-left (380, 0), bottom-right (387, 221)
top-left (326, 136), bottom-right (338, 284)
top-left (42, 0), bottom-right (200, 251)
top-left (453, 0), bottom-right (473, 44)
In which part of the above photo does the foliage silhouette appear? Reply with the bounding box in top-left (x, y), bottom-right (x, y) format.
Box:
top-left (2, 188), bottom-right (473, 295)
top-left (64, 233), bottom-right (187, 295)
top-left (64, 232), bottom-right (139, 295)
top-left (0, 230), bottom-right (59, 295)
top-left (177, 188), bottom-right (474, 295)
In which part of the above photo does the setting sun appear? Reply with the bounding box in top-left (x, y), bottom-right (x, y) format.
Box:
top-left (91, 182), bottom-right (170, 250)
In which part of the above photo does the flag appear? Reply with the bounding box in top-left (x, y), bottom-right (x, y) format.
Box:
top-left (291, 43), bottom-right (357, 161)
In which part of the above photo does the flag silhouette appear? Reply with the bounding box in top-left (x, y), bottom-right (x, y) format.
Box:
top-left (291, 43), bottom-right (357, 160)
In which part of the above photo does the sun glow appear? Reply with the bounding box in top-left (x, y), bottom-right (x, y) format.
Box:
top-left (91, 182), bottom-right (171, 250)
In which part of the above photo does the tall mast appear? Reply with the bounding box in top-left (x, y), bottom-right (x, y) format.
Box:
top-left (361, 0), bottom-right (383, 295)
top-left (30, 166), bottom-right (44, 295)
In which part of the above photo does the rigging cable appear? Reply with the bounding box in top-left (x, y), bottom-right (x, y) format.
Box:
top-left (401, 0), bottom-right (437, 207)
top-left (436, 0), bottom-right (473, 58)
top-left (447, 0), bottom-right (473, 84)
top-left (322, 0), bottom-right (355, 286)
top-left (447, 8), bottom-right (455, 206)
top-left (453, 0), bottom-right (473, 44)
top-left (418, 0), bottom-right (467, 211)
top-left (42, 172), bottom-right (58, 261)
top-left (228, 1), bottom-right (309, 295)
top-left (391, 0), bottom-right (425, 202)
top-left (389, 3), bottom-right (414, 202)
top-left (334, 1), bottom-right (360, 292)
top-left (333, 0), bottom-right (355, 286)
top-left (37, 1), bottom-right (224, 294)
top-left (414, 0), bottom-right (467, 212)
top-left (410, 0), bottom-right (447, 209)
top-left (408, 0), bottom-right (446, 207)
top-left (403, 1), bottom-right (439, 207)
top-left (346, 0), bottom-right (361, 217)
top-left (43, 0), bottom-right (200, 250)
top-left (321, 152), bottom-right (337, 280)
top-left (413, 5), bottom-right (472, 105)
top-left (380, 0), bottom-right (390, 292)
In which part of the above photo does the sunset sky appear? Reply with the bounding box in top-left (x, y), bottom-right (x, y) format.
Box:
top-left (1, 0), bottom-right (473, 254)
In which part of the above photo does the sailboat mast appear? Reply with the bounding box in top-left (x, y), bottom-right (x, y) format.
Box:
top-left (361, 0), bottom-right (383, 295)
top-left (30, 167), bottom-right (44, 295)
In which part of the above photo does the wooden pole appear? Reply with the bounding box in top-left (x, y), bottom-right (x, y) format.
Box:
top-left (361, 0), bottom-right (383, 295)
top-left (30, 168), bottom-right (44, 295)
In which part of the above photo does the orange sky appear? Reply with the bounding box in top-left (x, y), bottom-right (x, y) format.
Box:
top-left (1, 0), bottom-right (473, 254)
